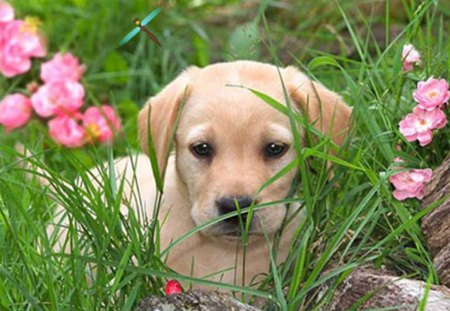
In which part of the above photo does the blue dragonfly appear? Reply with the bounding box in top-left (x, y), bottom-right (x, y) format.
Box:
top-left (119, 8), bottom-right (162, 47)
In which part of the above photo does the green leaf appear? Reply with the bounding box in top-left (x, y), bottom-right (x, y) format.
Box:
top-left (308, 56), bottom-right (341, 70)
top-left (193, 34), bottom-right (210, 67)
top-left (303, 148), bottom-right (365, 171)
top-left (117, 99), bottom-right (139, 119)
top-left (145, 105), bottom-right (164, 192)
top-left (418, 272), bottom-right (433, 311)
top-left (103, 51), bottom-right (129, 85)
top-left (230, 85), bottom-right (288, 115)
top-left (226, 22), bottom-right (260, 60)
top-left (71, 0), bottom-right (87, 8)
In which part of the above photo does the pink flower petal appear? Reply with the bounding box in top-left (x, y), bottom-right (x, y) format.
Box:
top-left (390, 166), bottom-right (432, 201)
top-left (0, 93), bottom-right (32, 130)
top-left (0, 19), bottom-right (46, 77)
top-left (393, 189), bottom-right (411, 201)
top-left (417, 131), bottom-right (432, 146)
top-left (40, 52), bottom-right (86, 83)
top-left (48, 115), bottom-right (85, 148)
top-left (0, 1), bottom-right (14, 23)
top-left (399, 106), bottom-right (447, 146)
top-left (402, 44), bottom-right (420, 72)
top-left (82, 105), bottom-right (121, 143)
top-left (413, 77), bottom-right (450, 110)
top-left (415, 188), bottom-right (425, 200)
top-left (31, 79), bottom-right (85, 118)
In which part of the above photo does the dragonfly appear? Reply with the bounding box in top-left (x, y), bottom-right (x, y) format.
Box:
top-left (119, 8), bottom-right (162, 47)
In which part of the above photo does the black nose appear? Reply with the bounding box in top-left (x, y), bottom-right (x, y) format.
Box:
top-left (216, 196), bottom-right (254, 222)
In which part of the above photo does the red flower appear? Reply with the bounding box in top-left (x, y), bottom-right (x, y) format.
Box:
top-left (164, 280), bottom-right (182, 295)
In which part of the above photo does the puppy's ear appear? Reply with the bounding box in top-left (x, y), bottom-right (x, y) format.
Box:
top-left (138, 66), bottom-right (198, 176)
top-left (284, 67), bottom-right (352, 146)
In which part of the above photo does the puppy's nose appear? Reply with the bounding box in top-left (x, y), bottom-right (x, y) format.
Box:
top-left (216, 196), bottom-right (255, 221)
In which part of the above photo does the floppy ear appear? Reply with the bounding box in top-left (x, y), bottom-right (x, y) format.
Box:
top-left (138, 66), bottom-right (198, 176)
top-left (284, 66), bottom-right (352, 147)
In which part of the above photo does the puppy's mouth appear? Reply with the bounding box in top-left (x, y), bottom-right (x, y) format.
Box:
top-left (195, 200), bottom-right (288, 239)
top-left (211, 217), bottom-right (258, 239)
top-left (219, 230), bottom-right (242, 239)
top-left (218, 227), bottom-right (256, 238)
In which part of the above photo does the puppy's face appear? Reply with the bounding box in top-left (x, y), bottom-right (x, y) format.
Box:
top-left (139, 61), bottom-right (352, 239)
top-left (176, 75), bottom-right (297, 236)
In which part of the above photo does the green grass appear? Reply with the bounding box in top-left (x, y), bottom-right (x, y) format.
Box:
top-left (1, 0), bottom-right (450, 310)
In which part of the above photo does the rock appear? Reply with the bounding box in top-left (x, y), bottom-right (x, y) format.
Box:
top-left (327, 267), bottom-right (450, 311)
top-left (422, 154), bottom-right (450, 287)
top-left (135, 289), bottom-right (262, 311)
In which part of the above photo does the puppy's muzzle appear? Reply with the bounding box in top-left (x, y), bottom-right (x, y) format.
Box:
top-left (216, 196), bottom-right (255, 234)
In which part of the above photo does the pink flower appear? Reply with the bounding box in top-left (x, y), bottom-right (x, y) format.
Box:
top-left (413, 77), bottom-right (450, 111)
top-left (0, 18), bottom-right (46, 77)
top-left (394, 157), bottom-right (403, 163)
top-left (31, 79), bottom-right (85, 117)
top-left (402, 44), bottom-right (420, 72)
top-left (82, 105), bottom-right (121, 143)
top-left (390, 167), bottom-right (432, 201)
top-left (0, 93), bottom-right (32, 130)
top-left (399, 107), bottom-right (447, 146)
top-left (0, 1), bottom-right (14, 24)
top-left (40, 52), bottom-right (86, 83)
top-left (164, 280), bottom-right (182, 295)
top-left (48, 115), bottom-right (86, 148)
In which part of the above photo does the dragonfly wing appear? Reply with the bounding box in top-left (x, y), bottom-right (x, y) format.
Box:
top-left (119, 27), bottom-right (140, 46)
top-left (141, 8), bottom-right (161, 26)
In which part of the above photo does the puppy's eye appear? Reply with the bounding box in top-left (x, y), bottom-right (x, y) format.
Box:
top-left (191, 142), bottom-right (213, 159)
top-left (264, 143), bottom-right (288, 158)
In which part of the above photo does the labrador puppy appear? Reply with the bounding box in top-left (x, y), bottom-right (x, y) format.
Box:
top-left (129, 60), bottom-right (350, 286)
top-left (46, 60), bottom-right (352, 288)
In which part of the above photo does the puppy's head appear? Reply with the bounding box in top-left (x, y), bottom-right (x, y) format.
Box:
top-left (139, 61), bottom-right (351, 238)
